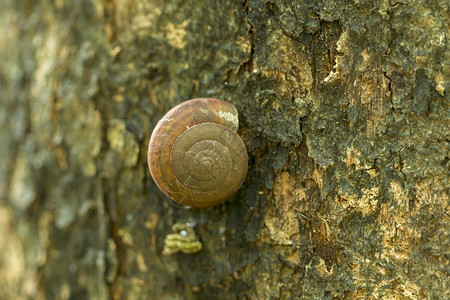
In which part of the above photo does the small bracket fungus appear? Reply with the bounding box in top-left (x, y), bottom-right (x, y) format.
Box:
top-left (162, 223), bottom-right (202, 255)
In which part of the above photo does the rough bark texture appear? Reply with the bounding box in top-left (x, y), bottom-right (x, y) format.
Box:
top-left (0, 0), bottom-right (448, 299)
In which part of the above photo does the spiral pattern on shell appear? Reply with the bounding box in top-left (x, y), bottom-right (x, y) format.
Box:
top-left (148, 98), bottom-right (248, 207)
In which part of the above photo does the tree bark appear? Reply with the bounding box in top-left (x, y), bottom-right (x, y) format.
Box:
top-left (0, 0), bottom-right (448, 299)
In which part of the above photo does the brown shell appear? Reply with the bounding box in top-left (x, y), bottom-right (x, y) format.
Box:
top-left (148, 98), bottom-right (248, 207)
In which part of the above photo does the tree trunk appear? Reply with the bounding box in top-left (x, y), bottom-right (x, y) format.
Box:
top-left (0, 0), bottom-right (448, 299)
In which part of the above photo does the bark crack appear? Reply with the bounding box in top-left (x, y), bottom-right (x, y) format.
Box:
top-left (239, 0), bottom-right (255, 73)
top-left (93, 88), bottom-right (125, 299)
top-left (383, 72), bottom-right (395, 112)
top-left (102, 178), bottom-right (126, 299)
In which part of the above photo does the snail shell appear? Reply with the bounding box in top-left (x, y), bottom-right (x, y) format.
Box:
top-left (148, 98), bottom-right (248, 207)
